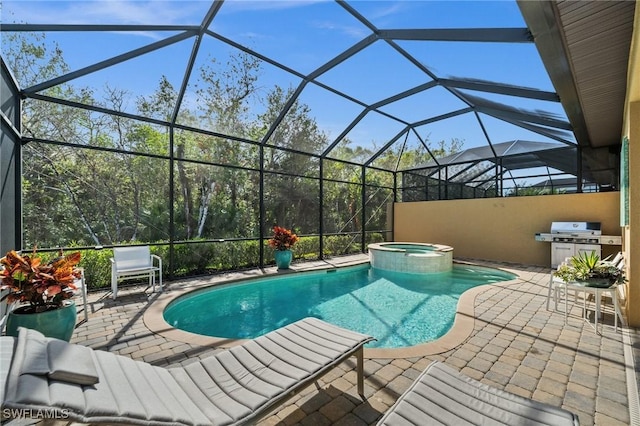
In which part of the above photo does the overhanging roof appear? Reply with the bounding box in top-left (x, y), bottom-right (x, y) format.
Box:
top-left (519, 0), bottom-right (636, 186)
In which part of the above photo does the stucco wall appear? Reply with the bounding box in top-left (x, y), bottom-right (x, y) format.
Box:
top-left (622, 2), bottom-right (640, 328)
top-left (394, 192), bottom-right (622, 267)
top-left (625, 101), bottom-right (639, 326)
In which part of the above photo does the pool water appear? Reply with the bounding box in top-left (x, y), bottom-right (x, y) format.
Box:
top-left (163, 264), bottom-right (516, 348)
top-left (380, 243), bottom-right (436, 253)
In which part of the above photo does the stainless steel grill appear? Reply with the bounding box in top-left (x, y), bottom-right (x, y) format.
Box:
top-left (535, 222), bottom-right (621, 267)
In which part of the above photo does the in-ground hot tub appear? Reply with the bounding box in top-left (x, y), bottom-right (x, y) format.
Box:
top-left (368, 242), bottom-right (453, 274)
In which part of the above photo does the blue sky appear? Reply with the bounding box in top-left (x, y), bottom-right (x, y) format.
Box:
top-left (3, 0), bottom-right (573, 176)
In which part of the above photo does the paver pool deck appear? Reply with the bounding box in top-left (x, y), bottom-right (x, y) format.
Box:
top-left (71, 255), bottom-right (639, 426)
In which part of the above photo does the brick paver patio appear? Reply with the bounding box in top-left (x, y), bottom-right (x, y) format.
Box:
top-left (70, 256), bottom-right (637, 426)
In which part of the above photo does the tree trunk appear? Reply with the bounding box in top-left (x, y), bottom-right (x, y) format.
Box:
top-left (176, 144), bottom-right (194, 238)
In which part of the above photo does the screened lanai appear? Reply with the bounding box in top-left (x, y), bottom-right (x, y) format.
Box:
top-left (401, 140), bottom-right (583, 200)
top-left (0, 0), bottom-right (635, 291)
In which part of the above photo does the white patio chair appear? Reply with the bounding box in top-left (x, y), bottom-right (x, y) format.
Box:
top-left (74, 267), bottom-right (88, 322)
top-left (546, 257), bottom-right (577, 311)
top-left (110, 246), bottom-right (162, 300)
top-left (551, 252), bottom-right (625, 333)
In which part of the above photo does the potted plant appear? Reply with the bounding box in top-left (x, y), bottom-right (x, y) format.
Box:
top-left (0, 249), bottom-right (82, 341)
top-left (554, 251), bottom-right (625, 287)
top-left (268, 226), bottom-right (299, 270)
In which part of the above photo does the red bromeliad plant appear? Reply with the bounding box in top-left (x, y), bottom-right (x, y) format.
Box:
top-left (0, 249), bottom-right (82, 313)
top-left (268, 226), bottom-right (299, 251)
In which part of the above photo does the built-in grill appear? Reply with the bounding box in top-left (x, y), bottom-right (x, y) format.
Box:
top-left (535, 222), bottom-right (622, 268)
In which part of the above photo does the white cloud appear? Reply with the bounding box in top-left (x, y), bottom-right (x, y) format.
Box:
top-left (4, 1), bottom-right (206, 26)
top-left (219, 0), bottom-right (329, 14)
top-left (313, 20), bottom-right (368, 40)
top-left (368, 2), bottom-right (405, 21)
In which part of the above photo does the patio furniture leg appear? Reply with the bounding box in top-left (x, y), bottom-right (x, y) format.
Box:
top-left (611, 289), bottom-right (620, 333)
top-left (595, 289), bottom-right (600, 332)
top-left (80, 269), bottom-right (88, 322)
top-left (357, 346), bottom-right (365, 397)
top-left (546, 273), bottom-right (553, 311)
top-left (576, 291), bottom-right (598, 322)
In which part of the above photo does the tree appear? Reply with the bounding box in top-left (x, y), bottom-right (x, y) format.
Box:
top-left (161, 52), bottom-right (263, 239)
top-left (252, 86), bottom-right (331, 234)
top-left (4, 32), bottom-right (101, 247)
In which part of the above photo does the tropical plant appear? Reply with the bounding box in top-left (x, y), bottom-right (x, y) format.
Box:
top-left (0, 249), bottom-right (82, 312)
top-left (268, 226), bottom-right (299, 251)
top-left (554, 251), bottom-right (625, 284)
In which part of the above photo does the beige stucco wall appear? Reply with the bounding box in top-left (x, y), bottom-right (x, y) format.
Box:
top-left (626, 101), bottom-right (639, 327)
top-left (394, 192), bottom-right (621, 267)
top-left (622, 3), bottom-right (639, 326)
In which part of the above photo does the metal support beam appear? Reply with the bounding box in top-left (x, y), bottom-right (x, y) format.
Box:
top-left (172, 1), bottom-right (224, 124)
top-left (168, 128), bottom-right (175, 280)
top-left (413, 108), bottom-right (473, 127)
top-left (1, 24), bottom-right (199, 32)
top-left (361, 166), bottom-right (366, 252)
top-left (319, 159), bottom-right (324, 260)
top-left (370, 81), bottom-right (438, 109)
top-left (476, 105), bottom-right (572, 130)
top-left (378, 28), bottom-right (533, 43)
top-left (308, 35), bottom-right (378, 80)
top-left (517, 0), bottom-right (591, 147)
top-left (366, 126), bottom-right (410, 167)
top-left (24, 31), bottom-right (197, 94)
top-left (440, 78), bottom-right (559, 102)
top-left (259, 145), bottom-right (265, 267)
top-left (322, 109), bottom-right (369, 157)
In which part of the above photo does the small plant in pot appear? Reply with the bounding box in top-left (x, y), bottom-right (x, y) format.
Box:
top-left (0, 249), bottom-right (82, 341)
top-left (554, 251), bottom-right (625, 287)
top-left (268, 226), bottom-right (299, 270)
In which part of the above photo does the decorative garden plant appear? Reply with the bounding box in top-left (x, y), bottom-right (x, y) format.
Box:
top-left (0, 249), bottom-right (82, 313)
top-left (554, 251), bottom-right (625, 285)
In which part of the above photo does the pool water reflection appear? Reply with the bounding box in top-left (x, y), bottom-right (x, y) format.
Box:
top-left (163, 264), bottom-right (515, 348)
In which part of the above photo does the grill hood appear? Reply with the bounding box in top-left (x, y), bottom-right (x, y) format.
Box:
top-left (550, 222), bottom-right (601, 236)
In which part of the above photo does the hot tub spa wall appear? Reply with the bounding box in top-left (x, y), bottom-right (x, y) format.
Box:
top-left (393, 192), bottom-right (621, 267)
top-left (369, 244), bottom-right (453, 273)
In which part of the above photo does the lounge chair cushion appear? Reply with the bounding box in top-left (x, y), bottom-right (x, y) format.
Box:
top-left (2, 317), bottom-right (373, 426)
top-left (377, 361), bottom-right (579, 426)
top-left (18, 327), bottom-right (99, 385)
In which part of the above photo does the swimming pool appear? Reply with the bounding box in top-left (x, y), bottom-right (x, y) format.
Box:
top-left (163, 263), bottom-right (516, 349)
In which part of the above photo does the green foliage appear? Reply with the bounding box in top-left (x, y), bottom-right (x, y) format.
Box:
top-left (321, 235), bottom-right (361, 255)
top-left (7, 32), bottom-right (407, 289)
top-left (0, 250), bottom-right (81, 309)
top-left (77, 249), bottom-right (113, 290)
top-left (570, 250), bottom-right (600, 272)
top-left (554, 251), bottom-right (625, 284)
top-left (76, 234), bottom-right (384, 291)
top-left (505, 182), bottom-right (568, 197)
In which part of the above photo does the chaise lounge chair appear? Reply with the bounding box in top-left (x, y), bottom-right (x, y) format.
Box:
top-left (1, 318), bottom-right (374, 426)
top-left (377, 361), bottom-right (579, 426)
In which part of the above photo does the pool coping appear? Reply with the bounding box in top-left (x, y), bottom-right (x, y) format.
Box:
top-left (143, 259), bottom-right (524, 359)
